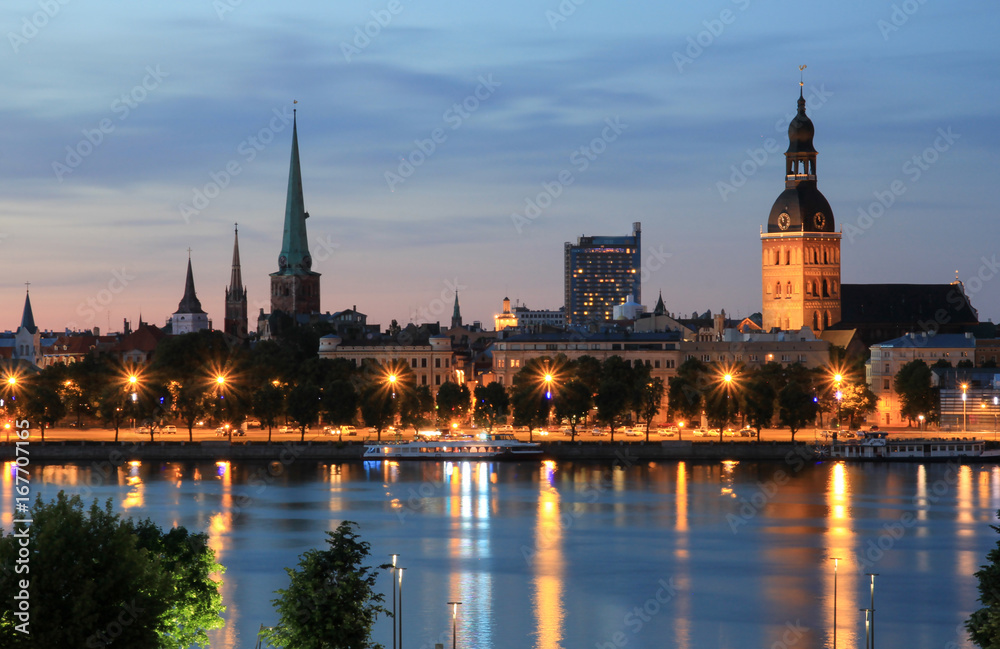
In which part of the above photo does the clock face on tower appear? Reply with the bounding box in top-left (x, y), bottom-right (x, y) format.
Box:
top-left (813, 212), bottom-right (826, 229)
top-left (777, 212), bottom-right (791, 231)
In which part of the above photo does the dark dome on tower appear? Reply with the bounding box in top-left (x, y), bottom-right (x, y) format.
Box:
top-left (786, 92), bottom-right (817, 154)
top-left (767, 182), bottom-right (835, 233)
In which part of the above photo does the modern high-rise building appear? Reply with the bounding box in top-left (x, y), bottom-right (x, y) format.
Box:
top-left (270, 110), bottom-right (321, 317)
top-left (564, 222), bottom-right (641, 325)
top-left (761, 85), bottom-right (841, 333)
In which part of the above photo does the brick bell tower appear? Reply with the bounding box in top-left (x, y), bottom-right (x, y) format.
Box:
top-left (270, 109), bottom-right (321, 317)
top-left (761, 81), bottom-right (841, 333)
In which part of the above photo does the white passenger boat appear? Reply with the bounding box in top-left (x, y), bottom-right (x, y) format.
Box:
top-left (363, 433), bottom-right (543, 460)
top-left (828, 431), bottom-right (996, 461)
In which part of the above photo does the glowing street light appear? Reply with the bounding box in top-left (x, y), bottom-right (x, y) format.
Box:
top-left (833, 373), bottom-right (844, 429)
top-left (447, 601), bottom-right (462, 649)
top-left (962, 383), bottom-right (969, 432)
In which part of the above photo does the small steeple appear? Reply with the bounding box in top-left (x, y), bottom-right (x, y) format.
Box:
top-left (177, 253), bottom-right (206, 315)
top-left (451, 291), bottom-right (463, 329)
top-left (19, 287), bottom-right (37, 334)
top-left (228, 223), bottom-right (244, 297)
top-left (653, 291), bottom-right (666, 316)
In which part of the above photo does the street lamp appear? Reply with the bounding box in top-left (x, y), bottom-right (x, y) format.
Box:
top-left (446, 601), bottom-right (462, 649)
top-left (866, 572), bottom-right (878, 649)
top-left (918, 414), bottom-right (925, 432)
top-left (833, 373), bottom-right (843, 429)
top-left (861, 608), bottom-right (871, 649)
top-left (962, 383), bottom-right (968, 433)
top-left (994, 396), bottom-right (998, 440)
top-left (389, 554), bottom-right (398, 649)
top-left (397, 567), bottom-right (405, 649)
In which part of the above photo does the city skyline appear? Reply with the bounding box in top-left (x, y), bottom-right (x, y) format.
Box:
top-left (3, 1), bottom-right (999, 332)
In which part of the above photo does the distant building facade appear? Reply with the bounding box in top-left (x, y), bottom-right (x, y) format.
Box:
top-left (318, 334), bottom-right (460, 392)
top-left (868, 332), bottom-right (977, 427)
top-left (169, 255), bottom-right (210, 335)
top-left (564, 222), bottom-right (641, 325)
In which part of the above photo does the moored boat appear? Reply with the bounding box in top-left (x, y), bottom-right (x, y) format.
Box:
top-left (827, 431), bottom-right (993, 461)
top-left (363, 433), bottom-right (543, 460)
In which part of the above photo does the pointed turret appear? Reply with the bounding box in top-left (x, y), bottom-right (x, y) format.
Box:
top-left (19, 289), bottom-right (37, 334)
top-left (225, 224), bottom-right (249, 340)
top-left (269, 108), bottom-right (321, 319)
top-left (177, 254), bottom-right (205, 314)
top-left (653, 291), bottom-right (666, 317)
top-left (172, 252), bottom-right (209, 335)
top-left (451, 291), bottom-right (463, 329)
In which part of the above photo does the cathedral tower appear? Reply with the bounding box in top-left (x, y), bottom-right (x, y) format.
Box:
top-left (761, 84), bottom-right (841, 333)
top-left (270, 110), bottom-right (321, 317)
top-left (224, 224), bottom-right (248, 340)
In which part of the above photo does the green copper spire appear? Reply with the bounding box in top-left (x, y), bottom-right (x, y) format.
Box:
top-left (274, 109), bottom-right (316, 276)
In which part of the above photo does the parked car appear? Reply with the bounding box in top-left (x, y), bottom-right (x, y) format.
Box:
top-left (738, 427), bottom-right (755, 437)
top-left (590, 427), bottom-right (608, 437)
top-left (163, 425), bottom-right (177, 434)
top-left (626, 426), bottom-right (645, 437)
top-left (692, 429), bottom-right (706, 437)
top-left (245, 419), bottom-right (262, 429)
top-left (656, 427), bottom-right (677, 437)
top-left (277, 425), bottom-right (294, 434)
top-left (137, 426), bottom-right (151, 435)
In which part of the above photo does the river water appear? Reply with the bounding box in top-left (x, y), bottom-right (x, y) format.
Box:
top-left (4, 455), bottom-right (996, 649)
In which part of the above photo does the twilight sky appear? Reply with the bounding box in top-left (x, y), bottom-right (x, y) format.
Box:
top-left (2, 0), bottom-right (999, 334)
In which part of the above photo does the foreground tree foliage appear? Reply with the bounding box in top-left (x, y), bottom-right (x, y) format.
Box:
top-left (263, 521), bottom-right (390, 649)
top-left (968, 510), bottom-right (1000, 648)
top-left (0, 492), bottom-right (224, 649)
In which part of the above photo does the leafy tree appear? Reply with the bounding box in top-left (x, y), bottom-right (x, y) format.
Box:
top-left (894, 360), bottom-right (936, 425)
top-left (23, 382), bottom-right (65, 442)
top-left (838, 382), bottom-right (878, 428)
top-left (399, 384), bottom-right (434, 433)
top-left (635, 377), bottom-right (665, 441)
top-left (359, 383), bottom-right (395, 441)
top-left (251, 381), bottom-right (286, 442)
top-left (435, 381), bottom-right (471, 425)
top-left (474, 382), bottom-right (509, 432)
top-left (969, 510), bottom-right (1000, 648)
top-left (744, 375), bottom-right (777, 441)
top-left (573, 355), bottom-right (603, 395)
top-left (778, 379), bottom-right (818, 441)
top-left (323, 379), bottom-right (359, 435)
top-left (262, 521), bottom-right (390, 649)
top-left (553, 379), bottom-right (593, 439)
top-left (168, 380), bottom-right (213, 442)
top-left (0, 492), bottom-right (223, 649)
top-left (959, 359), bottom-right (976, 368)
top-left (667, 358), bottom-right (707, 429)
top-left (595, 356), bottom-right (633, 441)
top-left (509, 380), bottom-right (549, 442)
top-left (287, 383), bottom-right (323, 441)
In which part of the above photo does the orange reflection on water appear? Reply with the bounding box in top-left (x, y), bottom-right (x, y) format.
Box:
top-left (825, 462), bottom-right (856, 649)
top-left (209, 460), bottom-right (236, 649)
top-left (957, 466), bottom-right (974, 535)
top-left (121, 461), bottom-right (144, 510)
top-left (532, 463), bottom-right (564, 649)
top-left (673, 462), bottom-right (691, 649)
top-left (1, 461), bottom-right (15, 529)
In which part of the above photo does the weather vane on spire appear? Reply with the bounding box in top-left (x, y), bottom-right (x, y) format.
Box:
top-left (799, 64), bottom-right (807, 86)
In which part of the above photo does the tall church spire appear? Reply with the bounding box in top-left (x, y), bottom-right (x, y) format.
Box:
top-left (451, 291), bottom-right (462, 329)
top-left (177, 254), bottom-right (205, 314)
top-left (19, 288), bottom-right (37, 334)
top-left (172, 252), bottom-right (209, 335)
top-left (276, 109), bottom-right (314, 275)
top-left (269, 106), bottom-right (321, 320)
top-left (225, 224), bottom-right (248, 340)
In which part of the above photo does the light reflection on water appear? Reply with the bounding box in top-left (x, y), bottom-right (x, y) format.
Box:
top-left (14, 459), bottom-right (998, 649)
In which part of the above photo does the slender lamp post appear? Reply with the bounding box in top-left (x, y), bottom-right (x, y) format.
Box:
top-left (397, 567), bottom-right (405, 649)
top-left (834, 373), bottom-right (843, 429)
top-left (544, 373), bottom-right (554, 429)
top-left (447, 601), bottom-right (462, 649)
top-left (866, 573), bottom-right (878, 649)
top-left (994, 396), bottom-right (998, 441)
top-left (962, 383), bottom-right (969, 433)
top-left (722, 373), bottom-right (733, 442)
top-left (831, 557), bottom-right (841, 649)
top-left (861, 608), bottom-right (871, 649)
top-left (389, 554), bottom-right (398, 649)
